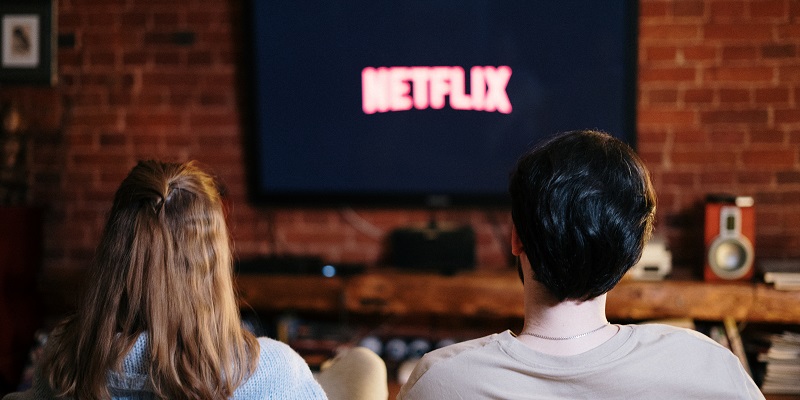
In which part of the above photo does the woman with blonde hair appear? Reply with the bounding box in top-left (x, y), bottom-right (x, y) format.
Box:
top-left (9, 160), bottom-right (329, 399)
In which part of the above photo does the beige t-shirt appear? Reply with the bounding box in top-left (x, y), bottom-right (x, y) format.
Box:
top-left (398, 324), bottom-right (764, 399)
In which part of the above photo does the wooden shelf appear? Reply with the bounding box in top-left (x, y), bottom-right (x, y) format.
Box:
top-left (236, 270), bottom-right (800, 324)
top-left (238, 275), bottom-right (344, 314)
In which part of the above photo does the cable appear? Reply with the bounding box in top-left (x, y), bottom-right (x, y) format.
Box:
top-left (339, 207), bottom-right (384, 240)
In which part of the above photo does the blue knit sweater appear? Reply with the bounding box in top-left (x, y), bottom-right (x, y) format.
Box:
top-left (15, 335), bottom-right (328, 400)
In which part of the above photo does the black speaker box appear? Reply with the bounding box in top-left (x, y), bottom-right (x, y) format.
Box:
top-left (389, 225), bottom-right (475, 274)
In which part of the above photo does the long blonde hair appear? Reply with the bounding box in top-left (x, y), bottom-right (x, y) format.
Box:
top-left (42, 160), bottom-right (258, 399)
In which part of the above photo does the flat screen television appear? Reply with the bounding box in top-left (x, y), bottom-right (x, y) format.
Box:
top-left (244, 1), bottom-right (638, 207)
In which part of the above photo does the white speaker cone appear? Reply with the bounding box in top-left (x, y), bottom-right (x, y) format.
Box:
top-left (708, 236), bottom-right (753, 279)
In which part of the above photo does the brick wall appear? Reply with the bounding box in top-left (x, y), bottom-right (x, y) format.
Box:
top-left (1, 0), bottom-right (799, 304)
top-left (638, 0), bottom-right (800, 266)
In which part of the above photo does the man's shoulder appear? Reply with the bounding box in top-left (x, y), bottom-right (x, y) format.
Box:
top-left (422, 332), bottom-right (505, 364)
top-left (421, 332), bottom-right (508, 365)
top-left (632, 323), bottom-right (729, 351)
top-left (398, 332), bottom-right (509, 399)
top-left (626, 323), bottom-right (755, 382)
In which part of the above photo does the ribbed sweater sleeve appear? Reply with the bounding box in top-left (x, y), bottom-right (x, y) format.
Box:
top-left (235, 337), bottom-right (328, 400)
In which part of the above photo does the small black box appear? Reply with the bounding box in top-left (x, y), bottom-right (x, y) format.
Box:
top-left (388, 225), bottom-right (475, 274)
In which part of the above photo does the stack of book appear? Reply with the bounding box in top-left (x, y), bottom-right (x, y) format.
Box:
top-left (764, 272), bottom-right (800, 291)
top-left (761, 259), bottom-right (800, 291)
top-left (759, 331), bottom-right (800, 395)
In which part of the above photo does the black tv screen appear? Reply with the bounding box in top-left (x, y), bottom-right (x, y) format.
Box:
top-left (245, 1), bottom-right (637, 207)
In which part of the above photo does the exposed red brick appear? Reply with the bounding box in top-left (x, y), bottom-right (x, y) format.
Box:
top-left (639, 24), bottom-right (701, 40)
top-left (153, 12), bottom-right (180, 25)
top-left (684, 88), bottom-right (715, 103)
top-left (778, 24), bottom-right (800, 39)
top-left (701, 172), bottom-right (735, 185)
top-left (704, 23), bottom-right (773, 40)
top-left (639, 150), bottom-right (665, 165)
top-left (775, 108), bottom-right (800, 123)
top-left (154, 51), bottom-right (181, 65)
top-left (72, 153), bottom-right (132, 169)
top-left (70, 112), bottom-right (121, 128)
top-left (719, 88), bottom-right (751, 103)
top-left (141, 72), bottom-right (201, 86)
top-left (701, 110), bottom-right (769, 124)
top-left (639, 109), bottom-right (697, 125)
top-left (639, 67), bottom-right (697, 82)
top-left (638, 129), bottom-right (669, 145)
top-left (778, 65), bottom-right (800, 82)
top-left (123, 51), bottom-right (148, 65)
top-left (708, 1), bottom-right (748, 18)
top-left (674, 1), bottom-right (706, 17)
top-left (755, 210), bottom-right (783, 230)
top-left (709, 130), bottom-right (747, 144)
top-left (645, 46), bottom-right (678, 62)
top-left (751, 0), bottom-right (789, 18)
top-left (683, 45), bottom-right (717, 61)
top-left (99, 132), bottom-right (128, 146)
top-left (59, 14), bottom-right (84, 30)
top-left (673, 129), bottom-right (706, 144)
top-left (662, 172), bottom-right (696, 185)
top-left (648, 89), bottom-right (680, 103)
top-left (738, 171), bottom-right (773, 184)
top-left (198, 93), bottom-right (228, 106)
top-left (756, 191), bottom-right (800, 204)
top-left (59, 51), bottom-right (83, 68)
top-left (640, 1), bottom-right (670, 18)
top-left (762, 44), bottom-right (797, 58)
top-left (672, 150), bottom-right (737, 165)
top-left (120, 12), bottom-right (148, 27)
top-left (755, 87), bottom-right (790, 103)
top-left (188, 51), bottom-right (213, 65)
top-left (126, 112), bottom-right (183, 129)
top-left (704, 66), bottom-right (774, 82)
top-left (163, 134), bottom-right (194, 147)
top-left (750, 130), bottom-right (786, 143)
top-left (189, 113), bottom-right (239, 128)
top-left (203, 73), bottom-right (236, 87)
top-left (777, 171), bottom-right (800, 183)
top-left (722, 46), bottom-right (759, 60)
top-left (742, 150), bottom-right (795, 167)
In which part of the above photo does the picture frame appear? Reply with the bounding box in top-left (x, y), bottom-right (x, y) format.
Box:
top-left (0, 0), bottom-right (57, 86)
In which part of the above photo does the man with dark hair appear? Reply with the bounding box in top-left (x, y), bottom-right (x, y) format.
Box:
top-left (398, 130), bottom-right (763, 399)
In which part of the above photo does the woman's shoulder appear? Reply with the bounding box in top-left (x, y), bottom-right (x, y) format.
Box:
top-left (255, 337), bottom-right (310, 368)
top-left (237, 337), bottom-right (327, 400)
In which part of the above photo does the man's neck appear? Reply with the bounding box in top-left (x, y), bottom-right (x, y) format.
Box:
top-left (517, 280), bottom-right (616, 355)
top-left (522, 282), bottom-right (609, 335)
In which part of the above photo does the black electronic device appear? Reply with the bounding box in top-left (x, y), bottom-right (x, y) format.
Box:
top-left (243, 0), bottom-right (638, 207)
top-left (388, 224), bottom-right (475, 274)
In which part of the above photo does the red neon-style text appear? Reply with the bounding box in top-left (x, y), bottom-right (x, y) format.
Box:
top-left (361, 66), bottom-right (512, 114)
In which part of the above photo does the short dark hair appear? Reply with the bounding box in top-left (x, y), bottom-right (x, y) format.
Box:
top-left (509, 130), bottom-right (656, 301)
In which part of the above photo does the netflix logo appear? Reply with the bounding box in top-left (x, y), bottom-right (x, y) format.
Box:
top-left (362, 66), bottom-right (512, 114)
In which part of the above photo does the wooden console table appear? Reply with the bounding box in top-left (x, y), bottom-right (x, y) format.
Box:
top-left (237, 270), bottom-right (800, 324)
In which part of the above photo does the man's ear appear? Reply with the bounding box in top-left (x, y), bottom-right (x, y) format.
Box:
top-left (511, 225), bottom-right (524, 256)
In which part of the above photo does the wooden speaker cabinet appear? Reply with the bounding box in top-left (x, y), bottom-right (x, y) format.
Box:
top-left (704, 196), bottom-right (755, 282)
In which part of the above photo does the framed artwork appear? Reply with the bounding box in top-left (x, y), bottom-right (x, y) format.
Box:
top-left (0, 0), bottom-right (56, 86)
